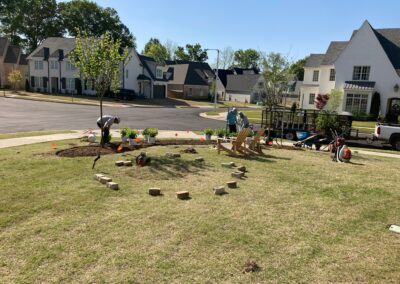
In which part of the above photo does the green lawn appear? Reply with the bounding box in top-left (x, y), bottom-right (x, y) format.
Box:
top-left (0, 140), bottom-right (399, 282)
top-left (205, 109), bottom-right (263, 124)
top-left (0, 130), bottom-right (74, 140)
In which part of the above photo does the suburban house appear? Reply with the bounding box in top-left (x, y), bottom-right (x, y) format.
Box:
top-left (217, 68), bottom-right (264, 103)
top-left (122, 51), bottom-right (168, 99)
top-left (301, 20), bottom-right (400, 119)
top-left (164, 60), bottom-right (214, 100)
top-left (0, 37), bottom-right (28, 89)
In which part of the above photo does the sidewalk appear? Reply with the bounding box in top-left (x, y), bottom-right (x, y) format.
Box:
top-left (0, 130), bottom-right (202, 149)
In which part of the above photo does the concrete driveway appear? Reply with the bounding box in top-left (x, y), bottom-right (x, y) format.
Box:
top-left (0, 97), bottom-right (225, 133)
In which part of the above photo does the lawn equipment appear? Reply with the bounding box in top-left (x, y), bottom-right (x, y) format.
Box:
top-left (328, 130), bottom-right (352, 163)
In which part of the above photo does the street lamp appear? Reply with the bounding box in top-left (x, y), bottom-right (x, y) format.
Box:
top-left (205, 48), bottom-right (220, 109)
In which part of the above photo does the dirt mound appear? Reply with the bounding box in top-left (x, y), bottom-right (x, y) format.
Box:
top-left (56, 144), bottom-right (131, 157)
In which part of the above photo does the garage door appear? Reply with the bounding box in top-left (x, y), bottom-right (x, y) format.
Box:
top-left (153, 85), bottom-right (166, 99)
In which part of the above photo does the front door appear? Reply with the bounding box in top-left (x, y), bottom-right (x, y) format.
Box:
top-left (51, 77), bottom-right (58, 93)
top-left (387, 98), bottom-right (400, 123)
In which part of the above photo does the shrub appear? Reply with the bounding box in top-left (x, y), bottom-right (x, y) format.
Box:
top-left (144, 128), bottom-right (158, 137)
top-left (316, 110), bottom-right (339, 134)
top-left (120, 127), bottom-right (129, 138)
top-left (203, 128), bottom-right (214, 136)
top-left (128, 129), bottom-right (138, 139)
top-left (214, 128), bottom-right (226, 138)
top-left (352, 112), bottom-right (375, 121)
top-left (370, 92), bottom-right (380, 119)
top-left (227, 132), bottom-right (237, 138)
top-left (104, 133), bottom-right (112, 143)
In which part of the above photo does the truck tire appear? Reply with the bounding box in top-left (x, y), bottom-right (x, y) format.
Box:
top-left (392, 137), bottom-right (400, 151)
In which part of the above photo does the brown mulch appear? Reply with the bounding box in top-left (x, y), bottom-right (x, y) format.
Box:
top-left (242, 261), bottom-right (260, 273)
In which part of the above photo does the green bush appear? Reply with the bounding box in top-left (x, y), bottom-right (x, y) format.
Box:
top-left (214, 128), bottom-right (226, 138)
top-left (316, 110), bottom-right (339, 133)
top-left (227, 132), bottom-right (237, 138)
top-left (203, 128), bottom-right (214, 136)
top-left (120, 127), bottom-right (129, 138)
top-left (128, 129), bottom-right (138, 139)
top-left (352, 112), bottom-right (376, 121)
top-left (143, 128), bottom-right (158, 137)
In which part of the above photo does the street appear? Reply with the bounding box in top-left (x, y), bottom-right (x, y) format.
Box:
top-left (0, 97), bottom-right (225, 133)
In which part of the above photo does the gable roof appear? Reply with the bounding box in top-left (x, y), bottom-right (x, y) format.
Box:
top-left (4, 45), bottom-right (21, 64)
top-left (372, 28), bottom-right (400, 76)
top-left (226, 74), bottom-right (262, 93)
top-left (166, 61), bottom-right (213, 86)
top-left (304, 54), bottom-right (325, 68)
top-left (27, 37), bottom-right (76, 60)
top-left (217, 69), bottom-right (234, 87)
top-left (137, 54), bottom-right (168, 81)
top-left (321, 41), bottom-right (348, 65)
top-left (0, 37), bottom-right (9, 57)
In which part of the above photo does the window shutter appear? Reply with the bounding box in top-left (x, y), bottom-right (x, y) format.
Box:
top-left (61, 78), bottom-right (66, 89)
top-left (31, 76), bottom-right (35, 87)
top-left (43, 77), bottom-right (48, 88)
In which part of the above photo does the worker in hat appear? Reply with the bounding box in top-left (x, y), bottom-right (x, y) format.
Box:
top-left (96, 115), bottom-right (120, 144)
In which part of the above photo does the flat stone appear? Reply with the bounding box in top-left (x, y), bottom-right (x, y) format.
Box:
top-left (172, 153), bottom-right (181, 158)
top-left (226, 181), bottom-right (237, 188)
top-left (195, 157), bottom-right (204, 162)
top-left (106, 182), bottom-right (119, 190)
top-left (231, 171), bottom-right (244, 179)
top-left (94, 174), bottom-right (105, 181)
top-left (99, 176), bottom-right (112, 184)
top-left (237, 166), bottom-right (246, 172)
top-left (123, 160), bottom-right (133, 167)
top-left (149, 188), bottom-right (161, 196)
top-left (221, 162), bottom-right (233, 168)
top-left (213, 186), bottom-right (226, 195)
top-left (176, 191), bottom-right (190, 200)
top-left (230, 162), bottom-right (236, 167)
top-left (115, 160), bottom-right (125, 167)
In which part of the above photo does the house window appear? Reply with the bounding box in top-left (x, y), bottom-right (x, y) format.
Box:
top-left (66, 78), bottom-right (75, 90)
top-left (309, 93), bottom-right (315, 104)
top-left (66, 61), bottom-right (76, 71)
top-left (34, 76), bottom-right (43, 88)
top-left (34, 61), bottom-right (43, 70)
top-left (312, 70), bottom-right (319, 82)
top-left (329, 69), bottom-right (335, 81)
top-left (345, 93), bottom-right (369, 113)
top-left (125, 69), bottom-right (129, 79)
top-left (50, 60), bottom-right (58, 70)
top-left (156, 68), bottom-right (163, 79)
top-left (86, 80), bottom-right (93, 90)
top-left (352, 66), bottom-right (370, 81)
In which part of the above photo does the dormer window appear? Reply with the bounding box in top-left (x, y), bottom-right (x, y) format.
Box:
top-left (312, 70), bottom-right (319, 82)
top-left (156, 68), bottom-right (163, 79)
top-left (352, 66), bottom-right (370, 80)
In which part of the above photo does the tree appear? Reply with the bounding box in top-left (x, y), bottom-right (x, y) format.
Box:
top-left (143, 38), bottom-right (168, 62)
top-left (258, 52), bottom-right (290, 140)
top-left (326, 89), bottom-right (343, 112)
top-left (218, 47), bottom-right (235, 69)
top-left (7, 69), bottom-right (23, 92)
top-left (70, 31), bottom-right (128, 148)
top-left (288, 57), bottom-right (307, 81)
top-left (174, 43), bottom-right (208, 62)
top-left (164, 40), bottom-right (178, 60)
top-left (0, 0), bottom-right (64, 52)
top-left (233, 49), bottom-right (260, 69)
top-left (59, 0), bottom-right (135, 48)
top-left (370, 92), bottom-right (381, 119)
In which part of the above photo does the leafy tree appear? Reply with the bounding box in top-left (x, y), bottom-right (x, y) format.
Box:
top-left (143, 38), bottom-right (168, 62)
top-left (326, 89), bottom-right (343, 112)
top-left (288, 57), bottom-right (307, 81)
top-left (7, 69), bottom-right (23, 92)
top-left (70, 31), bottom-right (128, 148)
top-left (258, 52), bottom-right (290, 139)
top-left (233, 49), bottom-right (260, 69)
top-left (218, 47), bottom-right (235, 69)
top-left (174, 43), bottom-right (208, 62)
top-left (0, 0), bottom-right (63, 52)
top-left (59, 0), bottom-right (135, 48)
top-left (164, 40), bottom-right (178, 60)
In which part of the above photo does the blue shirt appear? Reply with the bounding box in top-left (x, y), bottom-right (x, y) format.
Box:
top-left (226, 111), bottom-right (237, 125)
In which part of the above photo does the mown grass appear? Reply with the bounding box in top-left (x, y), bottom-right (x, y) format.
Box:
top-left (0, 140), bottom-right (399, 282)
top-left (0, 130), bottom-right (74, 140)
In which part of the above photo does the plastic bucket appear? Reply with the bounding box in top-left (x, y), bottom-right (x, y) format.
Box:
top-left (296, 131), bottom-right (309, 140)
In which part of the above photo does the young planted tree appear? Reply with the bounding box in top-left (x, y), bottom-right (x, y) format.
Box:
top-left (70, 31), bottom-right (128, 147)
top-left (7, 69), bottom-right (23, 92)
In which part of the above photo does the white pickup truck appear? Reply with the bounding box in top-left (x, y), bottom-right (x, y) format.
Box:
top-left (374, 123), bottom-right (400, 150)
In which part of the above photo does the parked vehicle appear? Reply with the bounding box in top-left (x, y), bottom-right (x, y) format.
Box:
top-left (116, 89), bottom-right (135, 100)
top-left (374, 123), bottom-right (400, 150)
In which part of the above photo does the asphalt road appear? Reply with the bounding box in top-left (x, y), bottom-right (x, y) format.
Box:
top-left (0, 97), bottom-right (225, 133)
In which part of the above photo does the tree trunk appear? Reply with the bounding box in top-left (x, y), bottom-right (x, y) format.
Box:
top-left (100, 96), bottom-right (104, 147)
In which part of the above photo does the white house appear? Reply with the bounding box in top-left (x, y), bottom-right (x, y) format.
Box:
top-left (27, 37), bottom-right (167, 98)
top-left (301, 20), bottom-right (400, 119)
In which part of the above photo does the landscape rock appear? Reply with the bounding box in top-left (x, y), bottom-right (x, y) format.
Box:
top-left (176, 191), bottom-right (190, 200)
top-left (182, 147), bottom-right (198, 154)
top-left (99, 176), bottom-right (112, 184)
top-left (123, 160), bottom-right (133, 167)
top-left (172, 153), bottom-right (181, 158)
top-left (213, 186), bottom-right (226, 195)
top-left (230, 162), bottom-right (236, 167)
top-left (226, 181), bottom-right (237, 188)
top-left (94, 174), bottom-right (105, 181)
top-left (106, 182), bottom-right (119, 190)
top-left (221, 162), bottom-right (233, 168)
top-left (195, 157), bottom-right (204, 162)
top-left (115, 160), bottom-right (125, 167)
top-left (149, 188), bottom-right (161, 196)
top-left (231, 171), bottom-right (244, 179)
top-left (237, 166), bottom-right (246, 172)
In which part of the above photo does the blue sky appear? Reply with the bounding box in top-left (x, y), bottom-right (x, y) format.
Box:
top-left (92, 0), bottom-right (399, 63)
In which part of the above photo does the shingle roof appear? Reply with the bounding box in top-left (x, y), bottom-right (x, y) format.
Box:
top-left (373, 28), bottom-right (400, 76)
top-left (344, 81), bottom-right (376, 90)
top-left (137, 54), bottom-right (168, 81)
top-left (137, 74), bottom-right (151, 81)
top-left (27, 37), bottom-right (75, 59)
top-left (0, 37), bottom-right (9, 57)
top-left (4, 45), bottom-right (21, 64)
top-left (19, 53), bottom-right (28, 65)
top-left (217, 69), bottom-right (234, 88)
top-left (321, 41), bottom-right (348, 65)
top-left (166, 61), bottom-right (213, 86)
top-left (233, 67), bottom-right (259, 75)
top-left (304, 54), bottom-right (325, 68)
top-left (226, 74), bottom-right (262, 93)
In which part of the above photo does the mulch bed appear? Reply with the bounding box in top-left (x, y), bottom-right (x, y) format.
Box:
top-left (56, 140), bottom-right (215, 158)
